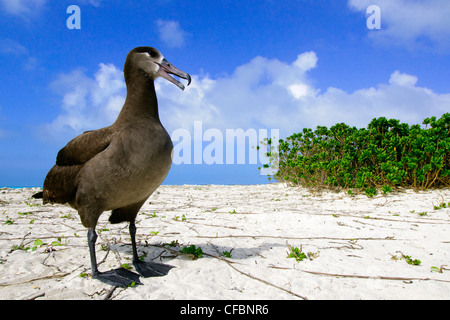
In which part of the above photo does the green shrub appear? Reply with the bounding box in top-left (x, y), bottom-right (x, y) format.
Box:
top-left (262, 113), bottom-right (449, 192)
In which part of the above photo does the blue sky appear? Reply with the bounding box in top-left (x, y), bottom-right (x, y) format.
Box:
top-left (1, 0), bottom-right (449, 187)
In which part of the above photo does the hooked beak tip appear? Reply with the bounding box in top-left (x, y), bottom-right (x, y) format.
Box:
top-left (186, 74), bottom-right (192, 87)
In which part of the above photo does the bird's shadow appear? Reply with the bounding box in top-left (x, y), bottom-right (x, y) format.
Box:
top-left (108, 240), bottom-right (286, 264)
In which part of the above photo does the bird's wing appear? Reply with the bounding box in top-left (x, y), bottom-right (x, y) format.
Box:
top-left (56, 126), bottom-right (115, 166)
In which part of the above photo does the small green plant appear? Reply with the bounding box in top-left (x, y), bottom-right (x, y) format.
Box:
top-left (5, 216), bottom-right (14, 225)
top-left (18, 238), bottom-right (63, 252)
top-left (150, 231), bottom-right (159, 236)
top-left (12, 244), bottom-right (30, 251)
top-left (286, 245), bottom-right (307, 262)
top-left (164, 240), bottom-right (180, 247)
top-left (431, 265), bottom-right (447, 273)
top-left (222, 250), bottom-right (233, 258)
top-left (17, 211), bottom-right (33, 216)
top-left (228, 209), bottom-right (237, 214)
top-left (406, 257), bottom-right (421, 265)
top-left (180, 245), bottom-right (203, 259)
top-left (50, 239), bottom-right (62, 247)
top-left (121, 263), bottom-right (132, 270)
top-left (418, 212), bottom-right (428, 216)
top-left (32, 239), bottom-right (45, 251)
top-left (392, 252), bottom-right (421, 266)
top-left (433, 202), bottom-right (449, 210)
top-left (174, 214), bottom-right (187, 221)
top-left (403, 255), bottom-right (421, 265)
top-left (139, 251), bottom-right (148, 262)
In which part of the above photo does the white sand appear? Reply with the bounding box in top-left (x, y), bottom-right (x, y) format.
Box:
top-left (0, 184), bottom-right (449, 300)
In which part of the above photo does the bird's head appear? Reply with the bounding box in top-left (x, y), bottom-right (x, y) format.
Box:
top-left (125, 46), bottom-right (191, 90)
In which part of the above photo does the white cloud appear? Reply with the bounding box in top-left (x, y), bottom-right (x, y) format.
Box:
top-left (44, 63), bottom-right (125, 140)
top-left (0, 39), bottom-right (39, 70)
top-left (389, 70), bottom-right (418, 87)
top-left (293, 51), bottom-right (318, 72)
top-left (0, 0), bottom-right (46, 17)
top-left (288, 83), bottom-right (313, 99)
top-left (44, 52), bottom-right (450, 143)
top-left (156, 19), bottom-right (191, 48)
top-left (348, 0), bottom-right (450, 50)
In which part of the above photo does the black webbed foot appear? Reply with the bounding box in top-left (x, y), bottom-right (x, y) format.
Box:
top-left (92, 267), bottom-right (143, 288)
top-left (129, 222), bottom-right (174, 278)
top-left (133, 260), bottom-right (174, 278)
top-left (88, 228), bottom-right (143, 288)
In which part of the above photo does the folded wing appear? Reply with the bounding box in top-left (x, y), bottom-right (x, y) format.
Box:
top-left (43, 127), bottom-right (115, 204)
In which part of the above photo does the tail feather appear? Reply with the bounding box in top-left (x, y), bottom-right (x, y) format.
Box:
top-left (41, 164), bottom-right (81, 204)
top-left (32, 191), bottom-right (43, 199)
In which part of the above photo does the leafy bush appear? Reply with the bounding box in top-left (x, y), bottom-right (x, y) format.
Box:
top-left (263, 113), bottom-right (449, 192)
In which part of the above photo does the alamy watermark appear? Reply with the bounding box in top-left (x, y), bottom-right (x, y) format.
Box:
top-left (171, 121), bottom-right (279, 176)
top-left (366, 5), bottom-right (381, 30)
top-left (67, 5), bottom-right (81, 30)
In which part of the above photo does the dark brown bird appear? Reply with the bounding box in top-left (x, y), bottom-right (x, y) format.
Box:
top-left (33, 47), bottom-right (191, 287)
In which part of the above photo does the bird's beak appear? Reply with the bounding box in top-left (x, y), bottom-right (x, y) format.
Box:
top-left (157, 59), bottom-right (191, 90)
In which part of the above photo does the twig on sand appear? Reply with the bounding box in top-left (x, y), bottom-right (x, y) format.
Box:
top-left (267, 266), bottom-right (450, 284)
top-left (299, 269), bottom-right (450, 283)
top-left (0, 272), bottom-right (70, 287)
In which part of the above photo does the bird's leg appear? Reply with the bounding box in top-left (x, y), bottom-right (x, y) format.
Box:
top-left (129, 222), bottom-right (174, 277)
top-left (87, 228), bottom-right (142, 287)
top-left (129, 222), bottom-right (139, 262)
top-left (88, 228), bottom-right (100, 275)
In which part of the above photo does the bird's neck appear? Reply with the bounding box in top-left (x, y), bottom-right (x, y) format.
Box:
top-left (115, 73), bottom-right (161, 125)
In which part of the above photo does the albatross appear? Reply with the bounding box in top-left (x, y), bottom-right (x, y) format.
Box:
top-left (33, 47), bottom-right (191, 287)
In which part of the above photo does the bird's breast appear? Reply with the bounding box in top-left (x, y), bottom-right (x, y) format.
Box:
top-left (124, 126), bottom-right (173, 177)
top-left (83, 125), bottom-right (173, 209)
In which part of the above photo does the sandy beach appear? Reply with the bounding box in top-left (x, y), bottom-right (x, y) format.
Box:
top-left (0, 184), bottom-right (449, 300)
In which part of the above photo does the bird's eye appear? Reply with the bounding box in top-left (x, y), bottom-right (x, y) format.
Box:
top-left (148, 50), bottom-right (156, 57)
